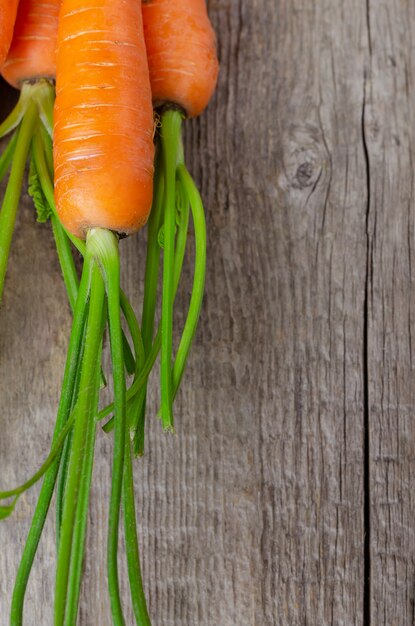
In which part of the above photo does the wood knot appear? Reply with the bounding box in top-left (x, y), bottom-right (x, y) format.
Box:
top-left (279, 124), bottom-right (326, 192)
top-left (296, 162), bottom-right (315, 188)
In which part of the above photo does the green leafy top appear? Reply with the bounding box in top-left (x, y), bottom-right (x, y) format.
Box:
top-left (28, 156), bottom-right (52, 223)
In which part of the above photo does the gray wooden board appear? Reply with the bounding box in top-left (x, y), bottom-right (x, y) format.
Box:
top-left (0, 1), bottom-right (413, 624)
top-left (365, 1), bottom-right (415, 624)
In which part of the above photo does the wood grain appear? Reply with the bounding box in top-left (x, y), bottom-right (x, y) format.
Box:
top-left (0, 0), bottom-right (413, 624)
top-left (364, 1), bottom-right (415, 624)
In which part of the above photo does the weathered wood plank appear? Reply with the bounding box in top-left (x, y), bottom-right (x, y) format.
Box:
top-left (253, 1), bottom-right (368, 623)
top-left (365, 1), bottom-right (415, 624)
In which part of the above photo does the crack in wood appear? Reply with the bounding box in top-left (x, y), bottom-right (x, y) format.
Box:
top-left (363, 1), bottom-right (372, 621)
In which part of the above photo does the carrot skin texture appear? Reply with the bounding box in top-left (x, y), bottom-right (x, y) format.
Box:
top-left (1, 0), bottom-right (60, 88)
top-left (142, 0), bottom-right (219, 118)
top-left (0, 0), bottom-right (19, 68)
top-left (54, 0), bottom-right (154, 239)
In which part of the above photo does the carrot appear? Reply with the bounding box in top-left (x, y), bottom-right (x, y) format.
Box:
top-left (0, 0), bottom-right (60, 304)
top-left (0, 0), bottom-right (19, 67)
top-left (54, 1), bottom-right (154, 238)
top-left (118, 0), bottom-right (217, 444)
top-left (142, 0), bottom-right (219, 118)
top-left (52, 1), bottom-right (153, 624)
top-left (2, 0), bottom-right (59, 88)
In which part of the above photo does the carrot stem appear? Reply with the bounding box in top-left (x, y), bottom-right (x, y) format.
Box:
top-left (86, 228), bottom-right (127, 625)
top-left (30, 126), bottom-right (85, 255)
top-left (160, 109), bottom-right (183, 430)
top-left (54, 260), bottom-right (105, 626)
top-left (55, 314), bottom-right (88, 547)
top-left (32, 79), bottom-right (55, 136)
top-left (0, 80), bottom-right (53, 140)
top-left (129, 151), bottom-right (164, 455)
top-left (0, 132), bottom-right (18, 182)
top-left (141, 152), bottom-right (164, 356)
top-left (51, 214), bottom-right (79, 311)
top-left (123, 437), bottom-right (152, 625)
top-left (171, 165), bottom-right (206, 397)
top-left (132, 165), bottom-right (189, 454)
top-left (0, 100), bottom-right (38, 303)
top-left (10, 254), bottom-right (93, 626)
top-left (55, 417), bottom-right (73, 545)
top-left (65, 312), bottom-right (105, 624)
top-left (0, 411), bottom-right (75, 500)
top-left (98, 205), bottom-right (189, 431)
top-left (0, 97), bottom-right (25, 139)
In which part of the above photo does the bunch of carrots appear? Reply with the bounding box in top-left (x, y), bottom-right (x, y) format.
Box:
top-left (0, 0), bottom-right (218, 623)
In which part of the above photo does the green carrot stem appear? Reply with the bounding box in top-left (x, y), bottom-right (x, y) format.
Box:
top-left (0, 81), bottom-right (54, 139)
top-left (34, 129), bottom-right (79, 312)
top-left (0, 96), bottom-right (26, 139)
top-left (129, 152), bottom-right (164, 455)
top-left (54, 260), bottom-right (105, 626)
top-left (55, 423), bottom-right (73, 546)
top-left (121, 290), bottom-right (145, 370)
top-left (121, 327), bottom-right (136, 377)
top-left (130, 391), bottom-right (147, 456)
top-left (131, 166), bottom-right (189, 455)
top-left (30, 131), bottom-right (86, 256)
top-left (0, 132), bottom-right (18, 183)
top-left (123, 437), bottom-right (152, 625)
top-left (160, 109), bottom-right (183, 430)
top-left (0, 411), bottom-right (75, 500)
top-left (0, 101), bottom-right (38, 303)
top-left (34, 128), bottom-right (79, 314)
top-left (65, 312), bottom-right (106, 624)
top-left (51, 214), bottom-right (79, 312)
top-left (141, 151), bottom-right (164, 355)
top-left (171, 165), bottom-right (207, 397)
top-left (55, 311), bottom-right (88, 547)
top-left (39, 122), bottom-right (53, 174)
top-left (100, 333), bottom-right (160, 428)
top-left (99, 209), bottom-right (190, 431)
top-left (10, 256), bottom-right (93, 626)
top-left (172, 174), bottom-right (190, 294)
top-left (86, 228), bottom-right (126, 625)
top-left (32, 78), bottom-right (55, 136)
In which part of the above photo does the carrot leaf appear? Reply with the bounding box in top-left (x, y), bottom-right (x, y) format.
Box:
top-left (28, 156), bottom-right (52, 223)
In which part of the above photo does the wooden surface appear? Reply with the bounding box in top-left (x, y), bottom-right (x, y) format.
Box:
top-left (0, 1), bottom-right (414, 624)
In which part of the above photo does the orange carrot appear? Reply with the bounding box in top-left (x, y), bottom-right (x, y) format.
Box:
top-left (127, 0), bottom-right (218, 434)
top-left (1, 0), bottom-right (60, 88)
top-left (54, 0), bottom-right (155, 239)
top-left (142, 0), bottom-right (219, 118)
top-left (0, 0), bottom-right (61, 306)
top-left (0, 0), bottom-right (19, 68)
top-left (51, 2), bottom-right (154, 623)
